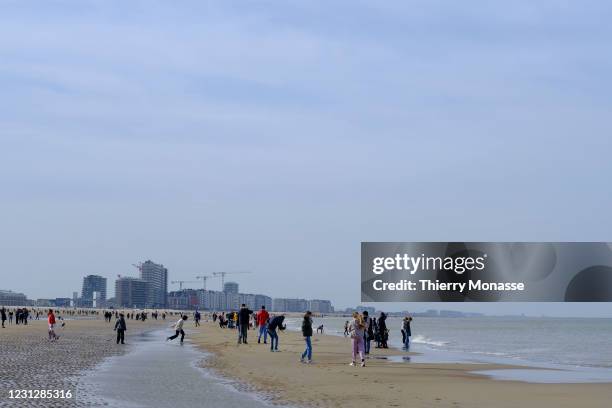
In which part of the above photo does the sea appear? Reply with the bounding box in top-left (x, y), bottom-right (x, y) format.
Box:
top-left (285, 316), bottom-right (612, 383)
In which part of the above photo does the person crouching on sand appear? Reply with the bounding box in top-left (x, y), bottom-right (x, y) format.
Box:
top-left (167, 315), bottom-right (188, 344)
top-left (349, 312), bottom-right (366, 367)
top-left (300, 311), bottom-right (313, 364)
top-left (267, 314), bottom-right (286, 352)
top-left (47, 309), bottom-right (59, 341)
top-left (114, 313), bottom-right (127, 344)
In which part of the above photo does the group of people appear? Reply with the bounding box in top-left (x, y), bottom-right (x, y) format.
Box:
top-left (212, 305), bottom-right (287, 351)
top-left (7, 303), bottom-right (413, 368)
top-left (0, 307), bottom-right (31, 326)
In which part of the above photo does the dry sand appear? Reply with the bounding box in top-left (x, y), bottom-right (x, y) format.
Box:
top-left (0, 317), bottom-right (168, 407)
top-left (191, 321), bottom-right (612, 408)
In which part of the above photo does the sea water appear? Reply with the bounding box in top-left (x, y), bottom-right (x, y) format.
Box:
top-left (76, 329), bottom-right (287, 407)
top-left (285, 316), bottom-right (612, 383)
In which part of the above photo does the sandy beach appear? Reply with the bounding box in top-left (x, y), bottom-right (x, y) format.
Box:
top-left (191, 321), bottom-right (612, 408)
top-left (0, 317), bottom-right (168, 407)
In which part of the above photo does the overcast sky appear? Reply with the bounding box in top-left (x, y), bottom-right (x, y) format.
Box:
top-left (1, 1), bottom-right (611, 317)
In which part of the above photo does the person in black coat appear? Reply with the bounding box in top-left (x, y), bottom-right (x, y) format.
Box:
top-left (237, 304), bottom-right (253, 344)
top-left (114, 313), bottom-right (127, 344)
top-left (300, 311), bottom-right (313, 363)
top-left (378, 312), bottom-right (388, 348)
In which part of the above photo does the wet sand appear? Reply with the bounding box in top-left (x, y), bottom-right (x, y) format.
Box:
top-left (191, 321), bottom-right (612, 408)
top-left (77, 328), bottom-right (288, 408)
top-left (0, 318), bottom-right (168, 407)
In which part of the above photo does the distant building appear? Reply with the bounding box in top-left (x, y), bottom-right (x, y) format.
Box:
top-left (223, 281), bottom-right (239, 294)
top-left (309, 299), bottom-right (334, 314)
top-left (140, 260), bottom-right (168, 308)
top-left (254, 294), bottom-right (273, 311)
top-left (54, 298), bottom-right (72, 308)
top-left (81, 275), bottom-right (107, 307)
top-left (273, 298), bottom-right (309, 312)
top-left (115, 277), bottom-right (148, 308)
top-left (168, 289), bottom-right (199, 310)
top-left (36, 299), bottom-right (53, 307)
top-left (0, 290), bottom-right (28, 306)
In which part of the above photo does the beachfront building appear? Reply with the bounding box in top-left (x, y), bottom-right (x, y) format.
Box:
top-left (254, 294), bottom-right (273, 310)
top-left (172, 289), bottom-right (273, 311)
top-left (81, 275), bottom-right (107, 307)
top-left (54, 298), bottom-right (72, 307)
top-left (139, 260), bottom-right (168, 308)
top-left (223, 281), bottom-right (239, 294)
top-left (115, 277), bottom-right (148, 308)
top-left (309, 299), bottom-right (334, 313)
top-left (168, 289), bottom-right (200, 309)
top-left (0, 290), bottom-right (28, 306)
top-left (273, 298), bottom-right (309, 312)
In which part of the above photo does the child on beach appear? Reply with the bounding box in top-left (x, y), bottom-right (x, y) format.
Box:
top-left (47, 309), bottom-right (59, 341)
top-left (300, 311), bottom-right (313, 364)
top-left (349, 312), bottom-right (366, 367)
top-left (167, 315), bottom-right (188, 344)
top-left (344, 320), bottom-right (349, 336)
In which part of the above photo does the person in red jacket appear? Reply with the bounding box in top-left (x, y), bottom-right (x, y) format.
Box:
top-left (256, 305), bottom-right (270, 344)
top-left (47, 309), bottom-right (59, 341)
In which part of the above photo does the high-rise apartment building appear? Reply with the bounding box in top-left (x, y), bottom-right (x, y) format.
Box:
top-left (81, 275), bottom-right (107, 307)
top-left (140, 260), bottom-right (168, 308)
top-left (115, 277), bottom-right (148, 308)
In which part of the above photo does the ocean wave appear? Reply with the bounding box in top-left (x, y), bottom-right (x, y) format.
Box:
top-left (410, 335), bottom-right (449, 347)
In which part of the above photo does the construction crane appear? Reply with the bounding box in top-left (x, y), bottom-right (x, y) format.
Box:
top-left (132, 263), bottom-right (143, 275)
top-left (195, 275), bottom-right (212, 290)
top-left (170, 280), bottom-right (199, 290)
top-left (212, 271), bottom-right (252, 288)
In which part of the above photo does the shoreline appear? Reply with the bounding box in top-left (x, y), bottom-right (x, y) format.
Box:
top-left (281, 317), bottom-right (612, 383)
top-left (190, 321), bottom-right (612, 408)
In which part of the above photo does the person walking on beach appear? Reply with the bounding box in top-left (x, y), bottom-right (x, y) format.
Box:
top-left (238, 304), bottom-right (253, 344)
top-left (344, 320), bottom-right (349, 337)
top-left (194, 311), bottom-right (201, 327)
top-left (8, 310), bottom-right (13, 324)
top-left (267, 314), bottom-right (286, 352)
top-left (1, 308), bottom-right (6, 328)
top-left (300, 311), bottom-right (313, 364)
top-left (256, 305), bottom-right (269, 344)
top-left (349, 312), bottom-right (366, 367)
top-left (114, 313), bottom-right (127, 344)
top-left (48, 309), bottom-right (59, 341)
top-left (363, 310), bottom-right (373, 355)
top-left (378, 312), bottom-right (388, 349)
top-left (402, 316), bottom-right (413, 350)
top-left (167, 315), bottom-right (188, 344)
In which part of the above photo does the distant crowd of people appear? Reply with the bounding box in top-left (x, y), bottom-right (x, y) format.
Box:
top-left (1, 304), bottom-right (414, 368)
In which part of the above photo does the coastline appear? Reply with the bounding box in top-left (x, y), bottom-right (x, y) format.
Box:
top-left (190, 321), bottom-right (612, 408)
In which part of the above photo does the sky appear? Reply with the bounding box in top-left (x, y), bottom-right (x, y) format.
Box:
top-left (1, 1), bottom-right (611, 317)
